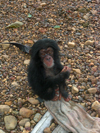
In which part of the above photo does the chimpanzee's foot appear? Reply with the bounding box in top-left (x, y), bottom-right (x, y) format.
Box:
top-left (52, 95), bottom-right (59, 101)
top-left (60, 93), bottom-right (71, 102)
top-left (63, 96), bottom-right (71, 102)
top-left (51, 88), bottom-right (59, 101)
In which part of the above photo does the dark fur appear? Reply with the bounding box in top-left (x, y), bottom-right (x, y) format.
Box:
top-left (28, 38), bottom-right (70, 100)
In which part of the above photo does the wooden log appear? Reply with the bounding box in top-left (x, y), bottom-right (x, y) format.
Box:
top-left (31, 111), bottom-right (53, 133)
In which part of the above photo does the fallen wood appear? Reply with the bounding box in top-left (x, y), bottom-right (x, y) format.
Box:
top-left (31, 99), bottom-right (100, 133)
top-left (45, 99), bottom-right (100, 133)
top-left (31, 111), bottom-right (53, 133)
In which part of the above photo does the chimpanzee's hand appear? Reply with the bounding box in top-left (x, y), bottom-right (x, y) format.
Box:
top-left (61, 66), bottom-right (71, 72)
top-left (61, 66), bottom-right (71, 79)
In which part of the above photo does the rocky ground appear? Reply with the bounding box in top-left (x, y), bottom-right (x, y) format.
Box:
top-left (0, 0), bottom-right (100, 133)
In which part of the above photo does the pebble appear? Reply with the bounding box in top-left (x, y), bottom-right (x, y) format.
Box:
top-left (25, 121), bottom-right (31, 128)
top-left (24, 59), bottom-right (30, 65)
top-left (44, 127), bottom-right (51, 133)
top-left (78, 78), bottom-right (84, 83)
top-left (72, 86), bottom-right (79, 94)
top-left (18, 98), bottom-right (24, 108)
top-left (50, 123), bottom-right (56, 130)
top-left (83, 13), bottom-right (90, 20)
top-left (79, 19), bottom-right (85, 24)
top-left (0, 130), bottom-right (5, 133)
top-left (85, 40), bottom-right (94, 45)
top-left (68, 42), bottom-right (75, 48)
top-left (40, 2), bottom-right (46, 7)
top-left (11, 81), bottom-right (19, 87)
top-left (0, 105), bottom-right (11, 114)
top-left (4, 115), bottom-right (17, 130)
top-left (19, 107), bottom-right (36, 118)
top-left (1, 41), bottom-right (10, 49)
top-left (85, 94), bottom-right (94, 101)
top-left (73, 69), bottom-right (81, 74)
top-left (76, 33), bottom-right (81, 36)
top-left (78, 96), bottom-right (83, 102)
top-left (92, 101), bottom-right (100, 111)
top-left (34, 113), bottom-right (42, 122)
top-left (91, 10), bottom-right (97, 15)
top-left (88, 88), bottom-right (97, 94)
top-left (2, 55), bottom-right (9, 59)
top-left (27, 98), bottom-right (39, 105)
top-left (19, 119), bottom-right (30, 126)
top-left (78, 7), bottom-right (87, 13)
top-left (48, 19), bottom-right (54, 23)
top-left (37, 6), bottom-right (42, 10)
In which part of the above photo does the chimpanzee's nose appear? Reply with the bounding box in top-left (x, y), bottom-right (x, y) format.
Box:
top-left (46, 56), bottom-right (51, 61)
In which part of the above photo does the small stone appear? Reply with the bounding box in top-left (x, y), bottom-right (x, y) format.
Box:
top-left (92, 101), bottom-right (100, 111)
top-left (44, 127), bottom-right (51, 133)
top-left (2, 55), bottom-right (9, 59)
top-left (72, 86), bottom-right (79, 94)
top-left (91, 78), bottom-right (97, 84)
top-left (89, 62), bottom-right (94, 66)
top-left (37, 6), bottom-right (42, 10)
top-left (85, 40), bottom-right (94, 45)
top-left (27, 98), bottom-right (39, 105)
top-left (83, 13), bottom-right (90, 20)
top-left (80, 103), bottom-right (85, 107)
top-left (19, 119), bottom-right (30, 126)
top-left (27, 40), bottom-right (33, 44)
top-left (68, 42), bottom-right (75, 48)
top-left (67, 27), bottom-right (72, 31)
top-left (88, 88), bottom-right (97, 94)
top-left (0, 129), bottom-right (5, 133)
top-left (68, 84), bottom-right (72, 87)
top-left (11, 81), bottom-right (19, 87)
top-left (91, 10), bottom-right (97, 15)
top-left (76, 33), bottom-right (81, 36)
top-left (79, 19), bottom-right (85, 24)
top-left (25, 121), bottom-right (30, 128)
top-left (91, 66), bottom-right (97, 72)
top-left (78, 78), bottom-right (84, 82)
top-left (40, 2), bottom-right (46, 6)
top-left (87, 0), bottom-right (92, 2)
top-left (78, 96), bottom-right (83, 102)
top-left (22, 129), bottom-right (30, 133)
top-left (0, 105), bottom-right (10, 114)
top-left (20, 126), bottom-right (24, 131)
top-left (73, 69), bottom-right (81, 74)
top-left (85, 94), bottom-right (93, 101)
top-left (18, 98), bottom-right (23, 108)
top-left (5, 101), bottom-right (12, 106)
top-left (78, 7), bottom-right (87, 13)
top-left (50, 123), bottom-right (56, 130)
top-left (20, 107), bottom-right (35, 118)
top-left (4, 115), bottom-right (17, 130)
top-left (48, 19), bottom-right (53, 23)
top-left (83, 22), bottom-right (89, 27)
top-left (91, 112), bottom-right (96, 117)
top-left (1, 41), bottom-right (10, 49)
top-left (24, 59), bottom-right (30, 65)
top-left (34, 113), bottom-right (42, 122)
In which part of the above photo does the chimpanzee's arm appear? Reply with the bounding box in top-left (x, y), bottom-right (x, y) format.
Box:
top-left (45, 71), bottom-right (70, 85)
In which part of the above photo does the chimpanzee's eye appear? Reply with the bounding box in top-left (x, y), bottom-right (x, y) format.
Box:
top-left (39, 49), bottom-right (46, 58)
top-left (47, 47), bottom-right (53, 56)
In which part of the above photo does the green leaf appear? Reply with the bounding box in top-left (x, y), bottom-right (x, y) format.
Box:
top-left (5, 21), bottom-right (23, 28)
top-left (28, 14), bottom-right (32, 18)
top-left (54, 25), bottom-right (60, 29)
